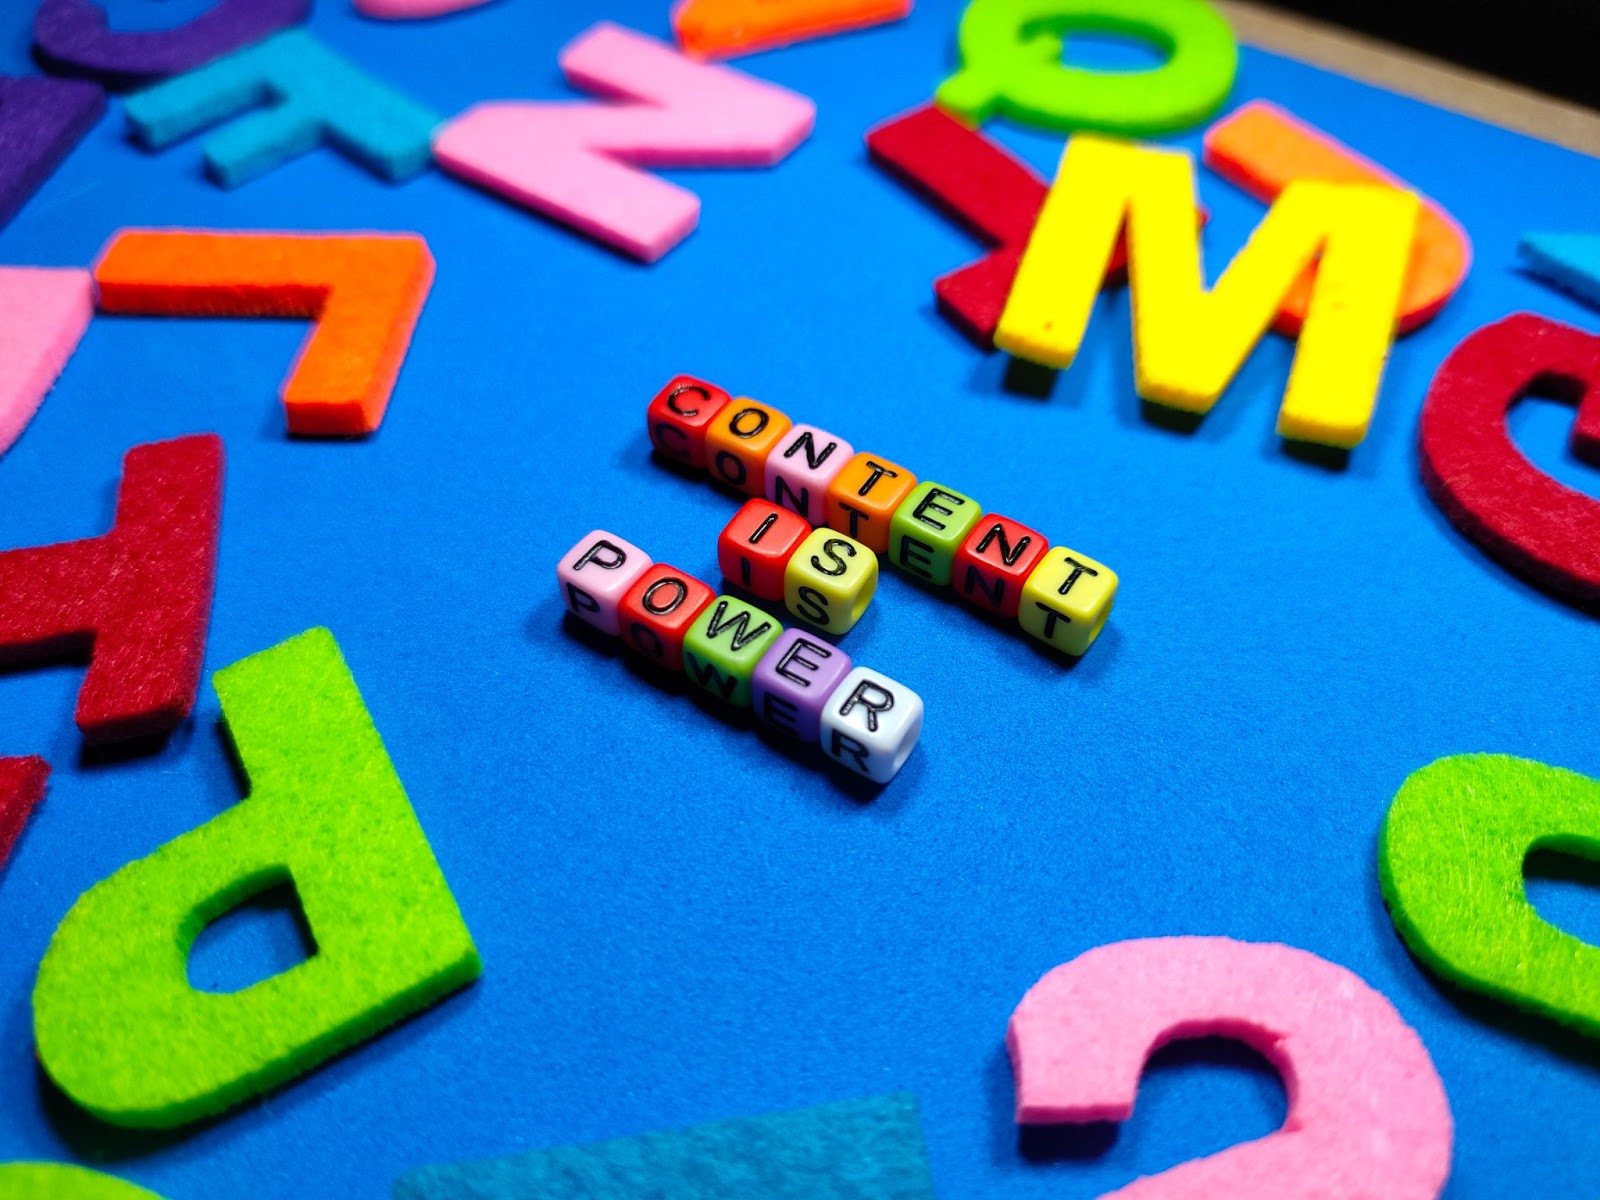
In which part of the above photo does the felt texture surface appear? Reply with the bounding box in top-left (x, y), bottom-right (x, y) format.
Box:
top-left (0, 758), bottom-right (50, 875)
top-left (31, 0), bottom-right (311, 91)
top-left (1518, 233), bottom-right (1600, 311)
top-left (431, 23), bottom-right (817, 262)
top-left (0, 76), bottom-right (105, 231)
top-left (393, 1094), bottom-right (937, 1200)
top-left (94, 229), bottom-right (435, 437)
top-left (997, 137), bottom-right (1419, 448)
top-left (5, 3), bottom-right (1600, 1197)
top-left (1008, 938), bottom-right (1452, 1198)
top-left (1380, 755), bottom-right (1600, 1040)
top-left (123, 29), bottom-right (442, 187)
top-left (0, 434), bottom-right (221, 743)
top-left (0, 1163), bottom-right (163, 1199)
top-left (1203, 100), bottom-right (1470, 336)
top-left (1417, 312), bottom-right (1600, 608)
top-left (936, 0), bottom-right (1237, 135)
top-left (673, 0), bottom-right (913, 61)
top-left (0, 267), bottom-right (93, 458)
top-left (31, 627), bottom-right (481, 1129)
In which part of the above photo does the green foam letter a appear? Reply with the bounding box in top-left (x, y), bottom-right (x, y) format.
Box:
top-left (0, 1163), bottom-right (165, 1199)
top-left (1380, 753), bottom-right (1600, 1039)
top-left (33, 627), bottom-right (481, 1129)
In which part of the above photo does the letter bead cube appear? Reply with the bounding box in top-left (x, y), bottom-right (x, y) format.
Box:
top-left (766, 424), bottom-right (853, 525)
top-left (617, 564), bottom-right (715, 671)
top-left (825, 452), bottom-right (917, 553)
top-left (821, 667), bottom-right (924, 784)
top-left (705, 398), bottom-right (791, 495)
top-left (646, 374), bottom-right (732, 471)
top-left (557, 530), bottom-right (653, 636)
top-left (784, 528), bottom-right (878, 635)
top-left (952, 516), bottom-right (1049, 619)
top-left (889, 482), bottom-right (983, 587)
top-left (683, 596), bottom-right (783, 707)
top-left (1019, 547), bottom-right (1118, 656)
top-left (718, 499), bottom-right (811, 600)
top-left (751, 629), bottom-right (853, 742)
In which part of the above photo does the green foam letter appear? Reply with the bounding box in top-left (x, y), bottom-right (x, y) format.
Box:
top-left (936, 0), bottom-right (1237, 137)
top-left (0, 1163), bottom-right (164, 1199)
top-left (33, 627), bottom-right (481, 1129)
top-left (1380, 753), bottom-right (1600, 1038)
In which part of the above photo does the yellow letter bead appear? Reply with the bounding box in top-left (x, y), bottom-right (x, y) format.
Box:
top-left (996, 135), bottom-right (1419, 449)
top-left (783, 527), bottom-right (878, 635)
top-left (1018, 547), bottom-right (1117, 656)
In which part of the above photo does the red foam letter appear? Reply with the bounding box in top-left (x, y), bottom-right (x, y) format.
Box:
top-left (0, 756), bottom-right (49, 870)
top-left (1420, 313), bottom-right (1600, 607)
top-left (0, 434), bottom-right (223, 742)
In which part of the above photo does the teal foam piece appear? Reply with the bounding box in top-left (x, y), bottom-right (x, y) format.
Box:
top-left (123, 29), bottom-right (441, 187)
top-left (1518, 232), bottom-right (1600, 310)
top-left (392, 1094), bottom-right (935, 1200)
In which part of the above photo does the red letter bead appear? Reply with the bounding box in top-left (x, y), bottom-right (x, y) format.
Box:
top-left (718, 498), bottom-right (810, 600)
top-left (766, 424), bottom-right (853, 525)
top-left (617, 564), bottom-right (715, 671)
top-left (952, 516), bottom-right (1049, 618)
top-left (646, 374), bottom-right (732, 470)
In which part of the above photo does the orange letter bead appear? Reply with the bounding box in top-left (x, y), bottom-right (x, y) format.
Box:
top-left (825, 452), bottom-right (917, 553)
top-left (704, 398), bottom-right (791, 495)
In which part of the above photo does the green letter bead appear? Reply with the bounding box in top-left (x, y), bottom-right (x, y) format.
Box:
top-left (889, 483), bottom-right (982, 587)
top-left (936, 0), bottom-right (1238, 137)
top-left (0, 1164), bottom-right (164, 1200)
top-left (1380, 753), bottom-right (1600, 1038)
top-left (33, 627), bottom-right (481, 1130)
top-left (682, 596), bottom-right (782, 708)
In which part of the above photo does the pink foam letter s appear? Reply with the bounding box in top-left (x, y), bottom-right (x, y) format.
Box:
top-left (431, 22), bottom-right (815, 262)
top-left (1008, 937), bottom-right (1452, 1199)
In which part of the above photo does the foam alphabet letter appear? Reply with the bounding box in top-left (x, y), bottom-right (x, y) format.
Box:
top-left (865, 104), bottom-right (1204, 349)
top-left (672, 0), bottom-right (912, 60)
top-left (33, 627), bottom-right (482, 1129)
top-left (937, 0), bottom-right (1237, 136)
top-left (0, 267), bottom-right (94, 457)
top-left (94, 230), bottom-right (435, 437)
top-left (996, 136), bottom-right (1419, 449)
top-left (1009, 937), bottom-right (1452, 1198)
top-left (0, 76), bottom-right (106, 230)
top-left (1381, 754), bottom-right (1600, 1039)
top-left (0, 435), bottom-right (222, 743)
top-left (33, 0), bottom-right (311, 91)
top-left (0, 1163), bottom-right (165, 1199)
top-left (0, 757), bottom-right (50, 872)
top-left (432, 23), bottom-right (816, 262)
top-left (1418, 313), bottom-right (1600, 607)
top-left (1203, 100), bottom-right (1470, 335)
top-left (123, 30), bottom-right (442, 186)
top-left (355, 0), bottom-right (493, 17)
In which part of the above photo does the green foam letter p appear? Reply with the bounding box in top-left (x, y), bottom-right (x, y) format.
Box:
top-left (33, 627), bottom-right (481, 1129)
top-left (1380, 753), bottom-right (1600, 1038)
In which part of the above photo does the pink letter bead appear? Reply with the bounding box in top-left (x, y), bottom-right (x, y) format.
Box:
top-left (766, 424), bottom-right (853, 525)
top-left (820, 666), bottom-right (923, 783)
top-left (557, 530), bottom-right (653, 635)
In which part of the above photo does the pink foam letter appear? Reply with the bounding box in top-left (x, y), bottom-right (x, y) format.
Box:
top-left (431, 22), bottom-right (815, 262)
top-left (1008, 937), bottom-right (1452, 1199)
top-left (354, 0), bottom-right (493, 18)
top-left (0, 267), bottom-right (93, 457)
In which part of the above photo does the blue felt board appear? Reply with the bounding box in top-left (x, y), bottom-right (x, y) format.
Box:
top-left (0, 2), bottom-right (1599, 1198)
top-left (393, 1093), bottom-right (935, 1200)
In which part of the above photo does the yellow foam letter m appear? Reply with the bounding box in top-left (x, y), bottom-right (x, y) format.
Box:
top-left (995, 136), bottom-right (1419, 449)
